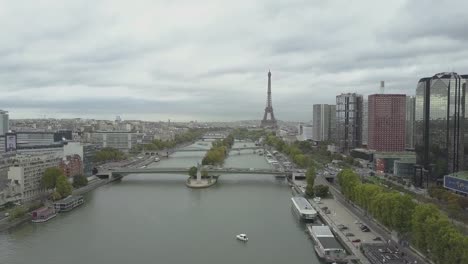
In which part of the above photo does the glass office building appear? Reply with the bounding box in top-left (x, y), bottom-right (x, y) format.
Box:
top-left (335, 93), bottom-right (363, 153)
top-left (414, 72), bottom-right (468, 186)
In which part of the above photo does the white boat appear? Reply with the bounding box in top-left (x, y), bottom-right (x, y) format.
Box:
top-left (236, 234), bottom-right (248, 241)
top-left (307, 225), bottom-right (347, 263)
top-left (154, 157), bottom-right (160, 162)
top-left (291, 197), bottom-right (317, 221)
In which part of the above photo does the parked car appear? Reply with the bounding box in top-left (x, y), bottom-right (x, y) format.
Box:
top-left (337, 224), bottom-right (348, 230)
top-left (351, 239), bottom-right (361, 243)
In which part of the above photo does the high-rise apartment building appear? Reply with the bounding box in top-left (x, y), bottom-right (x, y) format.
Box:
top-left (312, 104), bottom-right (336, 141)
top-left (0, 110), bottom-right (9, 136)
top-left (335, 93), bottom-right (363, 153)
top-left (362, 100), bottom-right (368, 146)
top-left (368, 94), bottom-right (406, 152)
top-left (415, 72), bottom-right (468, 185)
top-left (406, 96), bottom-right (415, 149)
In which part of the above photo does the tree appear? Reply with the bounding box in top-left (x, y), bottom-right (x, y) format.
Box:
top-left (201, 169), bottom-right (208, 178)
top-left (188, 166), bottom-right (198, 178)
top-left (314, 185), bottom-right (329, 197)
top-left (51, 191), bottom-right (62, 201)
top-left (42, 167), bottom-right (63, 189)
top-left (72, 175), bottom-right (88, 188)
top-left (56, 175), bottom-right (73, 198)
top-left (305, 167), bottom-right (316, 197)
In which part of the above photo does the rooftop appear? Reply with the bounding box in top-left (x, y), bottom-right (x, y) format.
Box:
top-left (317, 237), bottom-right (344, 250)
top-left (448, 171), bottom-right (468, 180)
top-left (55, 195), bottom-right (83, 204)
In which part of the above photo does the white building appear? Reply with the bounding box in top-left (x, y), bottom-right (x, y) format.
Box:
top-left (312, 104), bottom-right (336, 141)
top-left (90, 131), bottom-right (143, 152)
top-left (16, 132), bottom-right (55, 146)
top-left (7, 154), bottom-right (62, 202)
top-left (297, 124), bottom-right (313, 141)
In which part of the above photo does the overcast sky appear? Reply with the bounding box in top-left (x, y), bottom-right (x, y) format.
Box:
top-left (1, 0), bottom-right (468, 122)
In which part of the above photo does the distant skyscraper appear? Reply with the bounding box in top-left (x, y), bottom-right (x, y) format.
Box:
top-left (312, 104), bottom-right (336, 141)
top-left (335, 93), bottom-right (363, 153)
top-left (415, 72), bottom-right (468, 186)
top-left (405, 96), bottom-right (415, 149)
top-left (362, 100), bottom-right (368, 146)
top-left (0, 110), bottom-right (9, 136)
top-left (261, 71), bottom-right (277, 129)
top-left (368, 94), bottom-right (406, 152)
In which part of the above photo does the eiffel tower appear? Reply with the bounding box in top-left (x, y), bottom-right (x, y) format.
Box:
top-left (261, 70), bottom-right (278, 129)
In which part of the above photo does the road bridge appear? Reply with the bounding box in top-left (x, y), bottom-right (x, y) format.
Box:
top-left (108, 167), bottom-right (288, 178)
top-left (176, 146), bottom-right (263, 152)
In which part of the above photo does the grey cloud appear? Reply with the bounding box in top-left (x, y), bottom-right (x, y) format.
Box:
top-left (1, 0), bottom-right (468, 122)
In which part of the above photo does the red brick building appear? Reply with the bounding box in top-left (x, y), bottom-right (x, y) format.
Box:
top-left (368, 94), bottom-right (406, 152)
top-left (59, 154), bottom-right (83, 177)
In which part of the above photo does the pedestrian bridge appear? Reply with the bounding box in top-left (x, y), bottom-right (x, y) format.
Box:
top-left (107, 167), bottom-right (287, 178)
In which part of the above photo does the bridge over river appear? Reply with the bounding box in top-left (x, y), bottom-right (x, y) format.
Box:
top-left (176, 146), bottom-right (263, 152)
top-left (101, 167), bottom-right (288, 179)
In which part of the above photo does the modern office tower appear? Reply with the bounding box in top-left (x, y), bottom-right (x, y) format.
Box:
top-left (312, 104), bottom-right (336, 141)
top-left (414, 72), bottom-right (468, 186)
top-left (368, 94), bottom-right (406, 152)
top-left (335, 93), bottom-right (363, 153)
top-left (406, 96), bottom-right (415, 149)
top-left (0, 110), bottom-right (8, 136)
top-left (362, 100), bottom-right (368, 146)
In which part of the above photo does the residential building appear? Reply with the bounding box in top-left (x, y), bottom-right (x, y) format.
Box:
top-left (368, 94), bottom-right (406, 152)
top-left (90, 131), bottom-right (143, 152)
top-left (362, 100), bottom-right (368, 146)
top-left (312, 104), bottom-right (336, 141)
top-left (0, 110), bottom-right (8, 136)
top-left (63, 142), bottom-right (99, 176)
top-left (59, 154), bottom-right (83, 177)
top-left (7, 154), bottom-right (62, 201)
top-left (405, 96), bottom-right (415, 149)
top-left (414, 72), bottom-right (468, 186)
top-left (335, 93), bottom-right (363, 153)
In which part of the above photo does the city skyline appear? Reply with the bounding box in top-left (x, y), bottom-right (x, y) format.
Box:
top-left (2, 1), bottom-right (468, 121)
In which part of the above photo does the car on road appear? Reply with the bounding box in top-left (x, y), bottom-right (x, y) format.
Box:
top-left (337, 224), bottom-right (348, 230)
top-left (345, 232), bottom-right (354, 237)
top-left (360, 224), bottom-right (370, 232)
top-left (351, 239), bottom-right (361, 243)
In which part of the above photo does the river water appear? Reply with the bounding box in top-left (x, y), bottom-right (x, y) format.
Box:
top-left (0, 141), bottom-right (322, 264)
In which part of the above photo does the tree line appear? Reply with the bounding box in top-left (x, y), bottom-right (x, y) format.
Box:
top-left (131, 129), bottom-right (206, 153)
top-left (265, 134), bottom-right (334, 169)
top-left (93, 147), bottom-right (126, 162)
top-left (201, 135), bottom-right (234, 166)
top-left (337, 169), bottom-right (468, 264)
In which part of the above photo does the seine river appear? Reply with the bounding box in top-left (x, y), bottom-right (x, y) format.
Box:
top-left (0, 141), bottom-right (322, 264)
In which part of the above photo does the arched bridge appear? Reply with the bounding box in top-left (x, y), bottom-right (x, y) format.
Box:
top-left (108, 167), bottom-right (287, 178)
